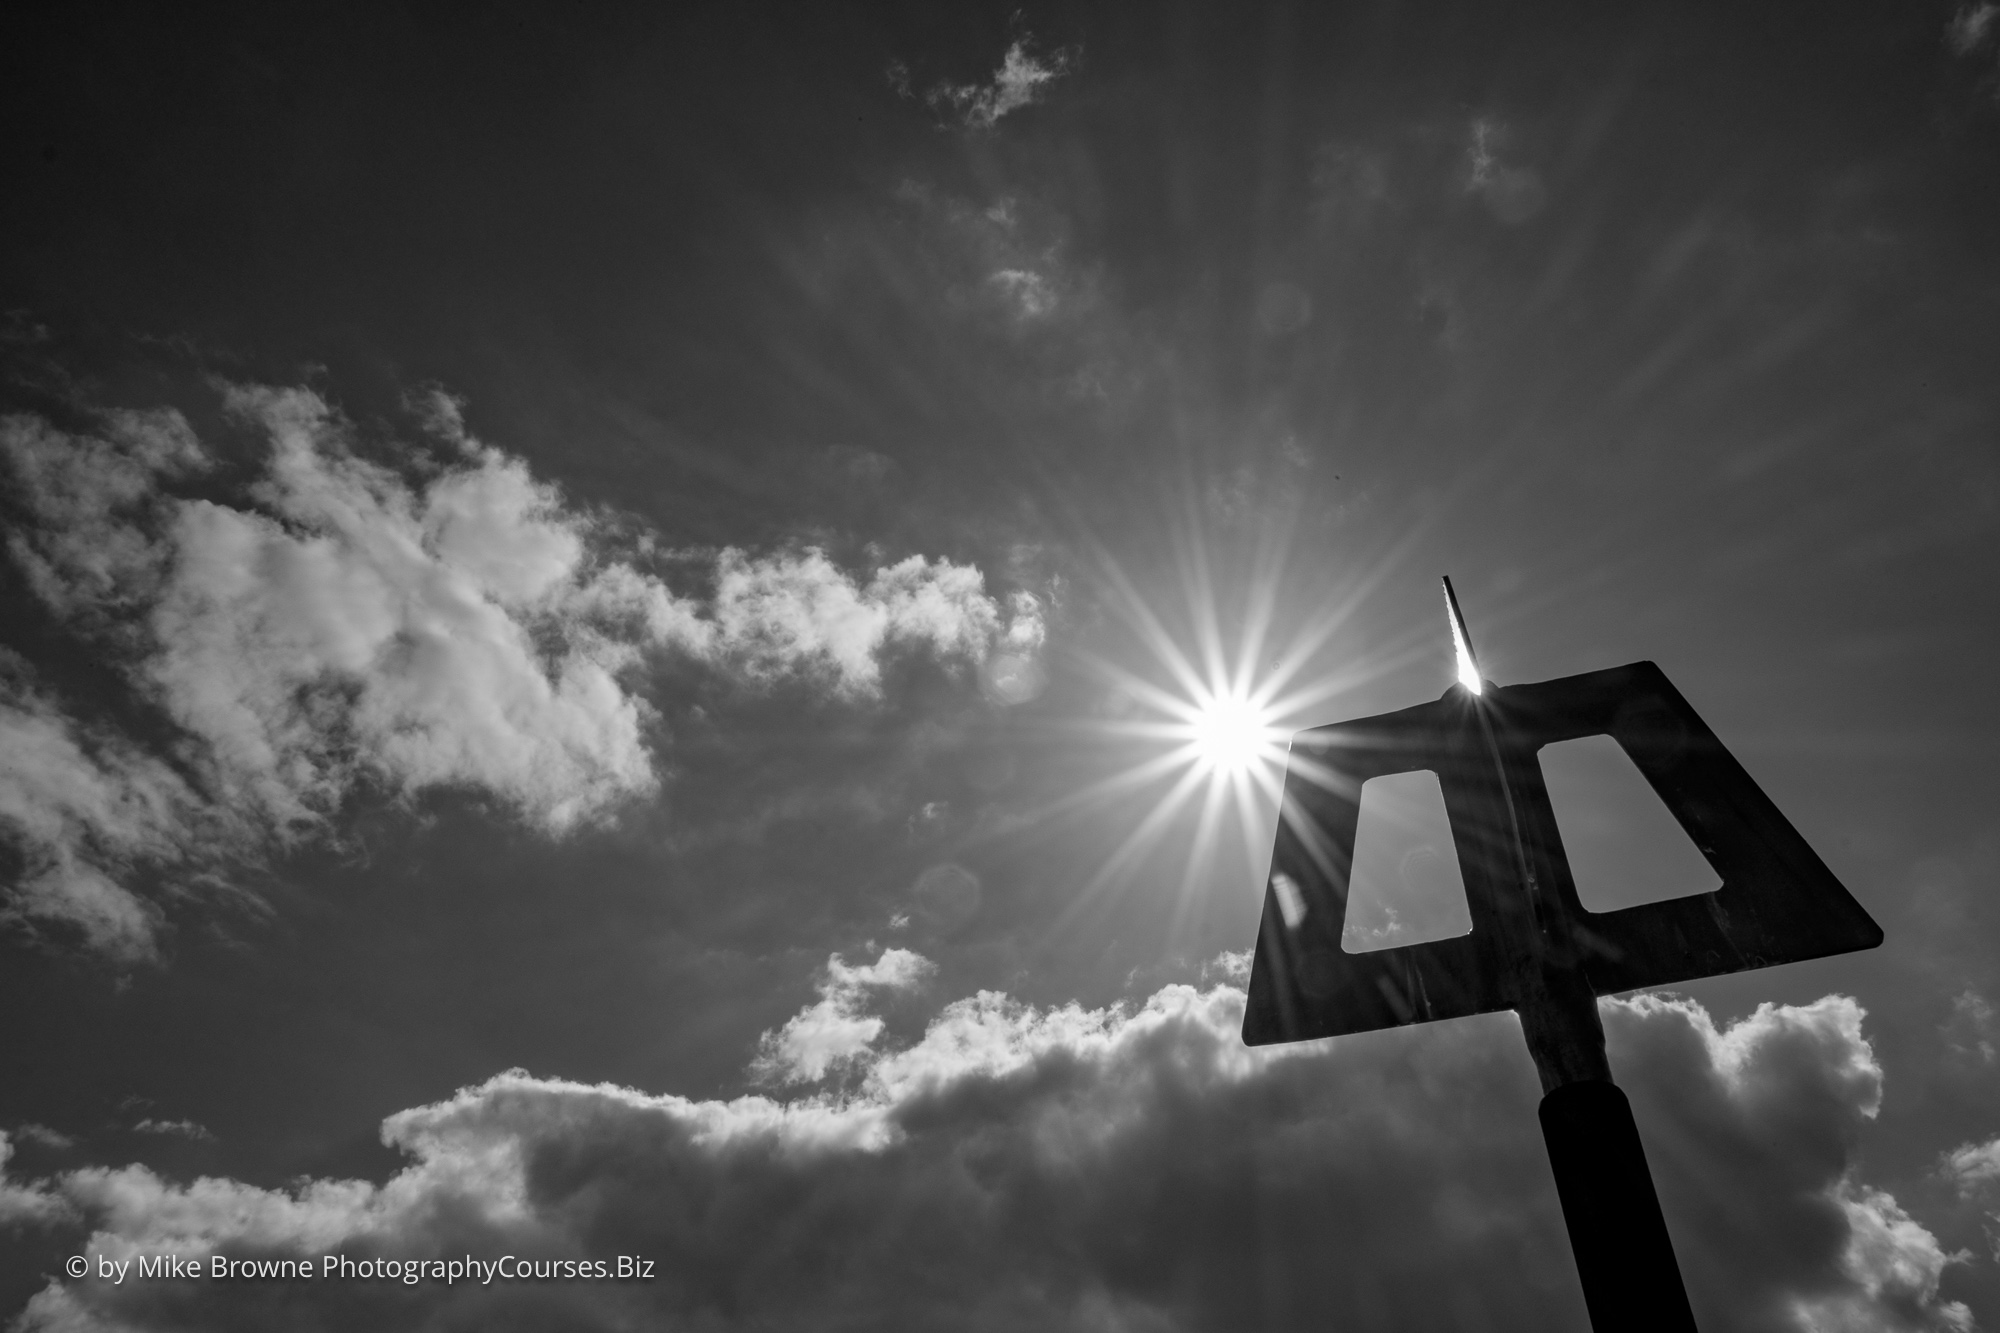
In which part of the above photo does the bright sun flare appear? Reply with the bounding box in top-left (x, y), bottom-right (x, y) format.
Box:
top-left (1186, 690), bottom-right (1273, 777)
top-left (1053, 537), bottom-right (1370, 928)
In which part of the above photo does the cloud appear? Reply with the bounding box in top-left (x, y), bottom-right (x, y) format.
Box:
top-left (1947, 2), bottom-right (2000, 105)
top-left (132, 1119), bottom-right (213, 1142)
top-left (0, 407), bottom-right (204, 622)
top-left (1943, 989), bottom-right (1997, 1063)
top-left (980, 591), bottom-right (1049, 704)
top-left (884, 180), bottom-right (1100, 343)
top-left (7, 1125), bottom-right (75, 1152)
top-left (5, 388), bottom-right (686, 843)
top-left (1, 387), bottom-right (1046, 958)
top-left (923, 39), bottom-right (1077, 131)
top-left (1, 973), bottom-right (1973, 1331)
top-left (138, 384), bottom-right (695, 837)
top-left (1792, 1183), bottom-right (1975, 1332)
top-left (1942, 1137), bottom-right (2000, 1194)
top-left (710, 547), bottom-right (1033, 698)
top-left (0, 655), bottom-right (203, 960)
top-left (1466, 118), bottom-right (1547, 224)
top-left (1940, 1134), bottom-right (2000, 1262)
top-left (751, 948), bottom-right (936, 1084)
top-left (0, 1133), bottom-right (73, 1227)
top-left (1948, 4), bottom-right (1998, 56)
top-left (1604, 994), bottom-right (1971, 1331)
top-left (989, 268), bottom-right (1057, 319)
top-left (403, 385), bottom-right (471, 446)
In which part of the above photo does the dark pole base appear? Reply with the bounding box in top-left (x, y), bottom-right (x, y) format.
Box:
top-left (1539, 1080), bottom-right (1699, 1333)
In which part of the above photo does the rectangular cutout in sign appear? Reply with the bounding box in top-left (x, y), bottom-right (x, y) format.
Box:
top-left (1538, 734), bottom-right (1721, 914)
top-left (1342, 769), bottom-right (1472, 953)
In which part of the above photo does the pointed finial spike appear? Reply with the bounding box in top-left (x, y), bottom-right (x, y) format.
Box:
top-left (1442, 576), bottom-right (1483, 695)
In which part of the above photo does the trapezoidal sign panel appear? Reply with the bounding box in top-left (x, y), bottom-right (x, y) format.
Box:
top-left (1242, 661), bottom-right (1881, 1047)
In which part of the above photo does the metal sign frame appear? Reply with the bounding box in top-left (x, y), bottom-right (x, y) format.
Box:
top-left (1243, 659), bottom-right (1881, 1048)
top-left (1237, 581), bottom-right (1883, 1331)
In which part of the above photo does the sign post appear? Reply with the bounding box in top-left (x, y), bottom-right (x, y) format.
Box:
top-left (1242, 579), bottom-right (1882, 1331)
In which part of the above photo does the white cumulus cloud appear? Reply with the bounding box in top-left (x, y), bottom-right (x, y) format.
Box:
top-left (1789, 1182), bottom-right (1974, 1332)
top-left (711, 547), bottom-right (1024, 698)
top-left (0, 1133), bottom-right (73, 1227)
top-left (752, 947), bottom-right (937, 1084)
top-left (1941, 1136), bottom-right (2000, 1194)
top-left (140, 385), bottom-right (683, 837)
top-left (1939, 1134), bottom-right (2000, 1263)
top-left (0, 387), bottom-right (1046, 958)
top-left (0, 979), bottom-right (1973, 1332)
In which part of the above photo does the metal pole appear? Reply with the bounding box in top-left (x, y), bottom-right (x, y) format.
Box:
top-left (1444, 578), bottom-right (1698, 1332)
top-left (1501, 782), bottom-right (1699, 1332)
top-left (1539, 1077), bottom-right (1700, 1332)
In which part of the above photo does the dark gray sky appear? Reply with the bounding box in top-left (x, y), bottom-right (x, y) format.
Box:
top-left (2, 3), bottom-right (1998, 1329)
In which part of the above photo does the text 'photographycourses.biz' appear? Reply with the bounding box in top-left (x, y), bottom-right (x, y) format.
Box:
top-left (66, 1254), bottom-right (657, 1286)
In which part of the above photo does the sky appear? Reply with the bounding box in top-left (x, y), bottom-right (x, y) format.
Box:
top-left (1, 1), bottom-right (1998, 1329)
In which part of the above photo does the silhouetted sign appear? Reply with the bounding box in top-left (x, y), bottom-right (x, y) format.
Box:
top-left (1243, 660), bottom-right (1882, 1047)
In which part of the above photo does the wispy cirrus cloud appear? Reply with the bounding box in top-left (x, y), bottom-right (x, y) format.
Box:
top-left (1942, 988), bottom-right (1997, 1064)
top-left (131, 1118), bottom-right (213, 1142)
top-left (898, 38), bottom-right (1078, 133)
top-left (0, 384), bottom-right (1046, 958)
top-left (6, 1125), bottom-right (75, 1152)
top-left (1948, 1), bottom-right (2000, 112)
top-left (0, 406), bottom-right (207, 621)
top-left (988, 267), bottom-right (1058, 319)
top-left (889, 182), bottom-right (1091, 331)
top-left (1466, 117), bottom-right (1546, 224)
top-left (0, 654), bottom-right (209, 960)
top-left (0, 974), bottom-right (1973, 1331)
top-left (1948, 3), bottom-right (1998, 56)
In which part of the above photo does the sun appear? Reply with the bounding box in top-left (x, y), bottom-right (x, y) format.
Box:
top-left (1043, 547), bottom-right (1367, 931)
top-left (1183, 687), bottom-right (1279, 778)
top-left (1028, 513), bottom-right (1403, 956)
top-left (1063, 659), bottom-right (1294, 928)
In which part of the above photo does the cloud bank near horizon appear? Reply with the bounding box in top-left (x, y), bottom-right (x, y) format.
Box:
top-left (0, 386), bottom-right (1045, 959)
top-left (0, 970), bottom-right (1973, 1332)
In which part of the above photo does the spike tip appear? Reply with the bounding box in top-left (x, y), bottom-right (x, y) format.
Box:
top-left (1442, 576), bottom-right (1483, 695)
